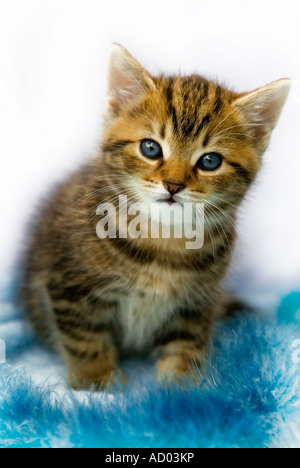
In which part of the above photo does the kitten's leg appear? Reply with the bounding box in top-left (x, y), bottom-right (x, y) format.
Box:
top-left (155, 310), bottom-right (213, 384)
top-left (62, 329), bottom-right (121, 390)
top-left (52, 301), bottom-right (123, 390)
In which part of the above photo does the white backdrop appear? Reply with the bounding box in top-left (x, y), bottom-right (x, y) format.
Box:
top-left (0, 0), bottom-right (299, 307)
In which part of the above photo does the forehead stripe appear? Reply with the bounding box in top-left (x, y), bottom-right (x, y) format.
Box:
top-left (164, 78), bottom-right (174, 111)
top-left (181, 107), bottom-right (198, 138)
top-left (164, 78), bottom-right (214, 139)
top-left (164, 79), bottom-right (180, 136)
top-left (171, 105), bottom-right (179, 135)
top-left (200, 80), bottom-right (209, 103)
top-left (160, 124), bottom-right (166, 139)
top-left (213, 85), bottom-right (224, 115)
top-left (193, 114), bottom-right (211, 139)
top-left (202, 132), bottom-right (210, 147)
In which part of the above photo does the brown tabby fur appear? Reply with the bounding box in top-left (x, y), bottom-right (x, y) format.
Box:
top-left (21, 45), bottom-right (290, 389)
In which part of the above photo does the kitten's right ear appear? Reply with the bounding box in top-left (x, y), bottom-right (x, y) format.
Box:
top-left (233, 79), bottom-right (291, 153)
top-left (104, 44), bottom-right (156, 121)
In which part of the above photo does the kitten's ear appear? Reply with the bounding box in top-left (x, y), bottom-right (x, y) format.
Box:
top-left (233, 79), bottom-right (291, 152)
top-left (104, 44), bottom-right (156, 121)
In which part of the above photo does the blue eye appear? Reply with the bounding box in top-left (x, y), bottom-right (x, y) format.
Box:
top-left (198, 153), bottom-right (223, 171)
top-left (140, 139), bottom-right (163, 159)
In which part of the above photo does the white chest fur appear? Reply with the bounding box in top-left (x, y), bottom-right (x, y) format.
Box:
top-left (117, 292), bottom-right (174, 354)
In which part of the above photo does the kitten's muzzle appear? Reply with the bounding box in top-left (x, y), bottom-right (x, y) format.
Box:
top-left (163, 179), bottom-right (186, 196)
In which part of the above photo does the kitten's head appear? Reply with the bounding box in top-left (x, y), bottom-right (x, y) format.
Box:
top-left (100, 44), bottom-right (290, 213)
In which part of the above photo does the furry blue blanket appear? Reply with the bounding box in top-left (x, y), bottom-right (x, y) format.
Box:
top-left (0, 279), bottom-right (299, 448)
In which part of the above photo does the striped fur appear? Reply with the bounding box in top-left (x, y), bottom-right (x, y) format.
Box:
top-left (21, 45), bottom-right (290, 389)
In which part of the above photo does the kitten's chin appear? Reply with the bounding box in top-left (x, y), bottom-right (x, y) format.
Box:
top-left (150, 200), bottom-right (184, 227)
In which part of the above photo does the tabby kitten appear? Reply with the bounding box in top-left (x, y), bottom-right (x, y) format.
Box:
top-left (21, 45), bottom-right (290, 389)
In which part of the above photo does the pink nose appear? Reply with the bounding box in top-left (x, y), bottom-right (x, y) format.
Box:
top-left (163, 179), bottom-right (186, 196)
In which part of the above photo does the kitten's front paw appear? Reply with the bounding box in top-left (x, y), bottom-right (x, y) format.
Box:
top-left (156, 354), bottom-right (203, 387)
top-left (69, 369), bottom-right (127, 391)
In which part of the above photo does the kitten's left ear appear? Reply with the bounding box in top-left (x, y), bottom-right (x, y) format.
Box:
top-left (104, 44), bottom-right (156, 121)
top-left (233, 79), bottom-right (291, 152)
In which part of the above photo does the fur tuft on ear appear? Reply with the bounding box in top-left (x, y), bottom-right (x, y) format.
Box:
top-left (104, 44), bottom-right (156, 121)
top-left (233, 79), bottom-right (291, 152)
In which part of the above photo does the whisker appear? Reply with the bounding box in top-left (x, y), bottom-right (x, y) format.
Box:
top-left (212, 122), bottom-right (264, 140)
top-left (209, 194), bottom-right (239, 211)
top-left (205, 205), bottom-right (234, 261)
top-left (208, 95), bottom-right (264, 137)
top-left (205, 200), bottom-right (237, 233)
top-left (195, 204), bottom-right (216, 261)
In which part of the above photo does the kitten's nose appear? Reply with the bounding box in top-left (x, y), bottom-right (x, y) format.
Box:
top-left (163, 179), bottom-right (186, 196)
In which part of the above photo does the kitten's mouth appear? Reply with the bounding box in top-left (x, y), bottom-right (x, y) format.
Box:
top-left (158, 196), bottom-right (179, 205)
top-left (164, 197), bottom-right (176, 205)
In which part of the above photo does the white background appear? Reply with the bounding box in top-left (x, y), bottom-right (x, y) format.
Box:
top-left (0, 0), bottom-right (299, 307)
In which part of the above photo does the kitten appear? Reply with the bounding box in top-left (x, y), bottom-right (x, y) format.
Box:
top-left (21, 44), bottom-right (290, 389)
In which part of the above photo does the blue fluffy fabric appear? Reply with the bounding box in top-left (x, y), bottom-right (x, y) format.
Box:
top-left (0, 279), bottom-right (299, 448)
